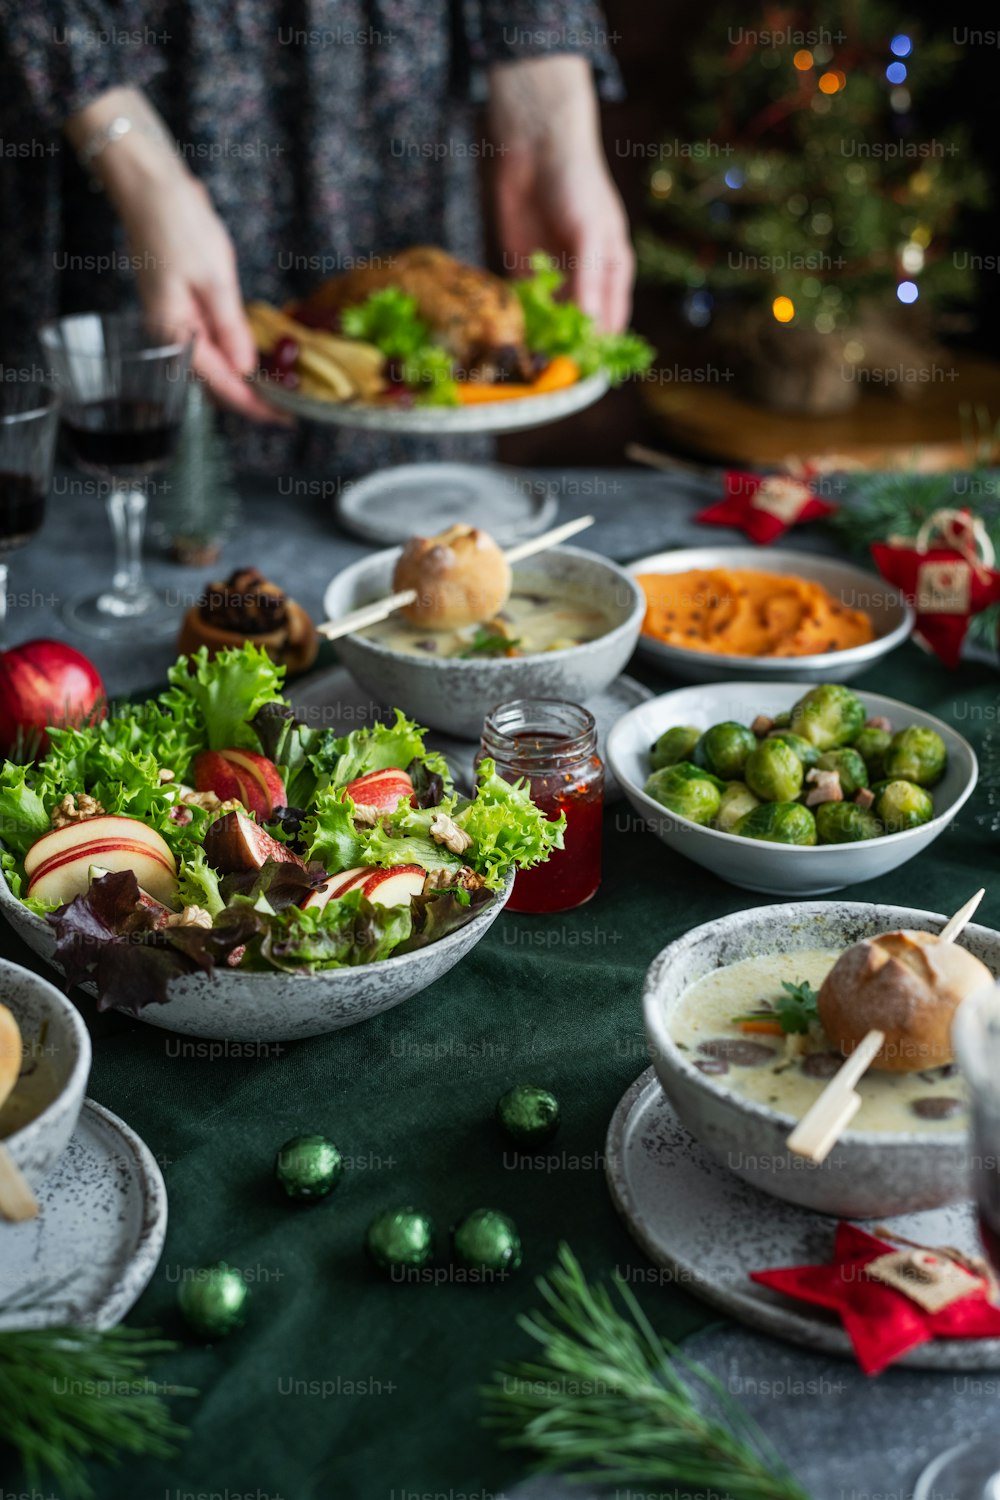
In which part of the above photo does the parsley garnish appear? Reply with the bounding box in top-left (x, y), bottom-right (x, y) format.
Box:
top-left (460, 627), bottom-right (520, 658)
top-left (733, 979), bottom-right (819, 1035)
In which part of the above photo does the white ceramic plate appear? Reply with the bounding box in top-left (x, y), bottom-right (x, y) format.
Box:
top-left (260, 369), bottom-right (609, 434)
top-left (0, 1099), bottom-right (166, 1329)
top-left (628, 546), bottom-right (913, 683)
top-left (606, 682), bottom-right (977, 896)
top-left (606, 1068), bottom-right (1000, 1370)
top-left (335, 463), bottom-right (559, 546)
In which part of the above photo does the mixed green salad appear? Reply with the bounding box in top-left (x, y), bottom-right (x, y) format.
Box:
top-left (0, 646), bottom-right (564, 1012)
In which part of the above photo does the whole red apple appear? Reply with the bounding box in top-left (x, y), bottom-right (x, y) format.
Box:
top-left (0, 639), bottom-right (106, 757)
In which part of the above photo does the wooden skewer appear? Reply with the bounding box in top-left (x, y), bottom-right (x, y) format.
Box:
top-left (787, 891), bottom-right (987, 1165)
top-left (317, 513), bottom-right (596, 642)
top-left (0, 1005), bottom-right (39, 1222)
top-left (939, 887), bottom-right (985, 944)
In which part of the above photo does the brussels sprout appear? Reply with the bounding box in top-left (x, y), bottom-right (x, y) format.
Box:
top-left (815, 747), bottom-right (869, 799)
top-left (772, 711), bottom-right (792, 729)
top-left (853, 725), bottom-right (891, 781)
top-left (714, 781), bottom-right (762, 833)
top-left (874, 779), bottom-right (934, 833)
top-left (744, 739), bottom-right (805, 803)
top-left (815, 802), bottom-right (883, 844)
top-left (733, 802), bottom-right (818, 846)
top-left (788, 684), bottom-right (866, 750)
top-left (882, 726), bottom-right (947, 788)
top-left (766, 730), bottom-right (820, 769)
top-left (650, 725), bottom-right (701, 772)
top-left (644, 762), bottom-right (724, 826)
top-left (693, 720), bottom-right (757, 780)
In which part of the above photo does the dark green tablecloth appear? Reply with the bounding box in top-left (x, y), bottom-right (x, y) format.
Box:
top-left (2, 641), bottom-right (998, 1500)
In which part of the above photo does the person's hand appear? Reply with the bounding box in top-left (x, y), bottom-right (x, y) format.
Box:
top-left (65, 89), bottom-right (287, 424)
top-left (489, 56), bottom-right (634, 332)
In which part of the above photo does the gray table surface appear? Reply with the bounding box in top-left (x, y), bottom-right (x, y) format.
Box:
top-left (11, 460), bottom-right (1000, 1497)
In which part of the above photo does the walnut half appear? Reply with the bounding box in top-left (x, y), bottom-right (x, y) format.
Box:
top-left (50, 793), bottom-right (105, 830)
top-left (429, 813), bottom-right (473, 854)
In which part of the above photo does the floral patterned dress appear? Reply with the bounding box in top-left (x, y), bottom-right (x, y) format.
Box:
top-left (0, 1), bottom-right (620, 472)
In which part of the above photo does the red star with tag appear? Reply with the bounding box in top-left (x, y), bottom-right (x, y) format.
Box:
top-left (751, 1223), bottom-right (1000, 1375)
top-left (696, 470), bottom-right (837, 545)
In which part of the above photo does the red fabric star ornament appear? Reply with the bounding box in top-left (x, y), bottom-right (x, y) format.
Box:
top-left (871, 509), bottom-right (1000, 669)
top-left (751, 1222), bottom-right (1000, 1375)
top-left (696, 470), bottom-right (837, 545)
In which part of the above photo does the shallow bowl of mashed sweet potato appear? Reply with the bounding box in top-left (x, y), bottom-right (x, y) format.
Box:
top-left (630, 547), bottom-right (912, 683)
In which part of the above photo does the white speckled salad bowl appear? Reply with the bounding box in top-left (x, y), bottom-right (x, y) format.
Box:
top-left (1, 955), bottom-right (91, 1188)
top-left (0, 871), bottom-right (513, 1044)
top-left (324, 544), bottom-right (646, 738)
top-left (607, 682), bottom-right (977, 897)
top-left (644, 902), bottom-right (997, 1219)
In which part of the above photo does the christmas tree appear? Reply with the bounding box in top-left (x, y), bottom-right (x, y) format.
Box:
top-left (639, 5), bottom-right (987, 341)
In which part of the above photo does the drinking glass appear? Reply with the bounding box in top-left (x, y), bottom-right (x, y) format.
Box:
top-left (914, 981), bottom-right (1000, 1500)
top-left (38, 311), bottom-right (193, 640)
top-left (0, 381), bottom-right (59, 647)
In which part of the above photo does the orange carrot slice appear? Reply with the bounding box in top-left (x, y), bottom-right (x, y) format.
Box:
top-left (738, 1019), bottom-right (784, 1036)
top-left (455, 355), bottom-right (581, 404)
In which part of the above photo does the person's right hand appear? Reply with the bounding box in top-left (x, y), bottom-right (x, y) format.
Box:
top-left (114, 161), bottom-right (288, 423)
top-left (65, 89), bottom-right (288, 425)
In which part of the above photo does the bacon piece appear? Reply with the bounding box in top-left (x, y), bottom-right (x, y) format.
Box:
top-left (805, 768), bottom-right (843, 807)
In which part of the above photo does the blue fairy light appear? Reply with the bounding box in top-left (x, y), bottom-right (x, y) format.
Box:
top-left (890, 34), bottom-right (912, 57)
top-left (897, 280), bottom-right (919, 304)
top-left (684, 290), bottom-right (714, 327)
top-left (886, 61), bottom-right (907, 84)
top-left (724, 168), bottom-right (745, 190)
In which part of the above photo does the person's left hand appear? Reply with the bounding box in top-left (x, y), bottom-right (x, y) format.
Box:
top-left (490, 56), bottom-right (634, 332)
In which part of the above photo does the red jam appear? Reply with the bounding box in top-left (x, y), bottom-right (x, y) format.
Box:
top-left (477, 700), bottom-right (604, 914)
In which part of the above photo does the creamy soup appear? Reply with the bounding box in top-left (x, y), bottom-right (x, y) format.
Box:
top-left (362, 588), bottom-right (614, 659)
top-left (0, 1045), bottom-right (60, 1139)
top-left (670, 950), bottom-right (967, 1134)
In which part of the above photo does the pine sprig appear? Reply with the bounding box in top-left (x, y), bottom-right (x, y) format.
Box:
top-left (0, 1284), bottom-right (194, 1499)
top-left (483, 1244), bottom-right (811, 1500)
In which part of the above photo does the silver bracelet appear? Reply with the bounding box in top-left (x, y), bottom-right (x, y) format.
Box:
top-left (76, 114), bottom-right (173, 173)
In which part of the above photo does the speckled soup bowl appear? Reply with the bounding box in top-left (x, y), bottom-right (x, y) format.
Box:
top-left (1, 955), bottom-right (91, 1189)
top-left (0, 870), bottom-right (513, 1044)
top-left (323, 544), bottom-right (646, 738)
top-left (643, 902), bottom-right (997, 1219)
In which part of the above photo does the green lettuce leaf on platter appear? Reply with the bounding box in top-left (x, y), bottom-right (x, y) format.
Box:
top-left (340, 288), bottom-right (459, 406)
top-left (513, 252), bottom-right (654, 382)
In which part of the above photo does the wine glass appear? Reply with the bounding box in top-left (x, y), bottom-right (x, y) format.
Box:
top-left (0, 381), bottom-right (59, 647)
top-left (914, 981), bottom-right (1000, 1500)
top-left (38, 311), bottom-right (193, 640)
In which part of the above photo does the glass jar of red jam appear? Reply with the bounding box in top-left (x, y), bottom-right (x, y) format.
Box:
top-left (477, 698), bottom-right (604, 914)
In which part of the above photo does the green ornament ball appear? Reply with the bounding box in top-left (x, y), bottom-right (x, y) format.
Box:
top-left (452, 1209), bottom-right (522, 1275)
top-left (178, 1263), bottom-right (249, 1340)
top-left (365, 1206), bottom-right (435, 1273)
top-left (275, 1134), bottom-right (343, 1200)
top-left (496, 1084), bottom-right (560, 1145)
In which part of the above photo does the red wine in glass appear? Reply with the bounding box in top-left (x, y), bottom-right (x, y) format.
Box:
top-left (0, 471), bottom-right (46, 555)
top-left (61, 398), bottom-right (182, 476)
top-left (38, 312), bottom-right (193, 640)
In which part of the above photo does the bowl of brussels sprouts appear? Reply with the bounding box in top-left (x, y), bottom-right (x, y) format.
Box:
top-left (606, 681), bottom-right (977, 895)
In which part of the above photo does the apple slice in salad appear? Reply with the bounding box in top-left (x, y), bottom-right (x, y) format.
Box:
top-left (0, 645), bottom-right (565, 1011)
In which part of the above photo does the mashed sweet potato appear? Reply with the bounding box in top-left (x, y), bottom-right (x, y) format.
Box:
top-left (637, 568), bottom-right (875, 657)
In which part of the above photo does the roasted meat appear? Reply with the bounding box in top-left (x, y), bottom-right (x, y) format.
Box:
top-left (290, 246), bottom-right (534, 381)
